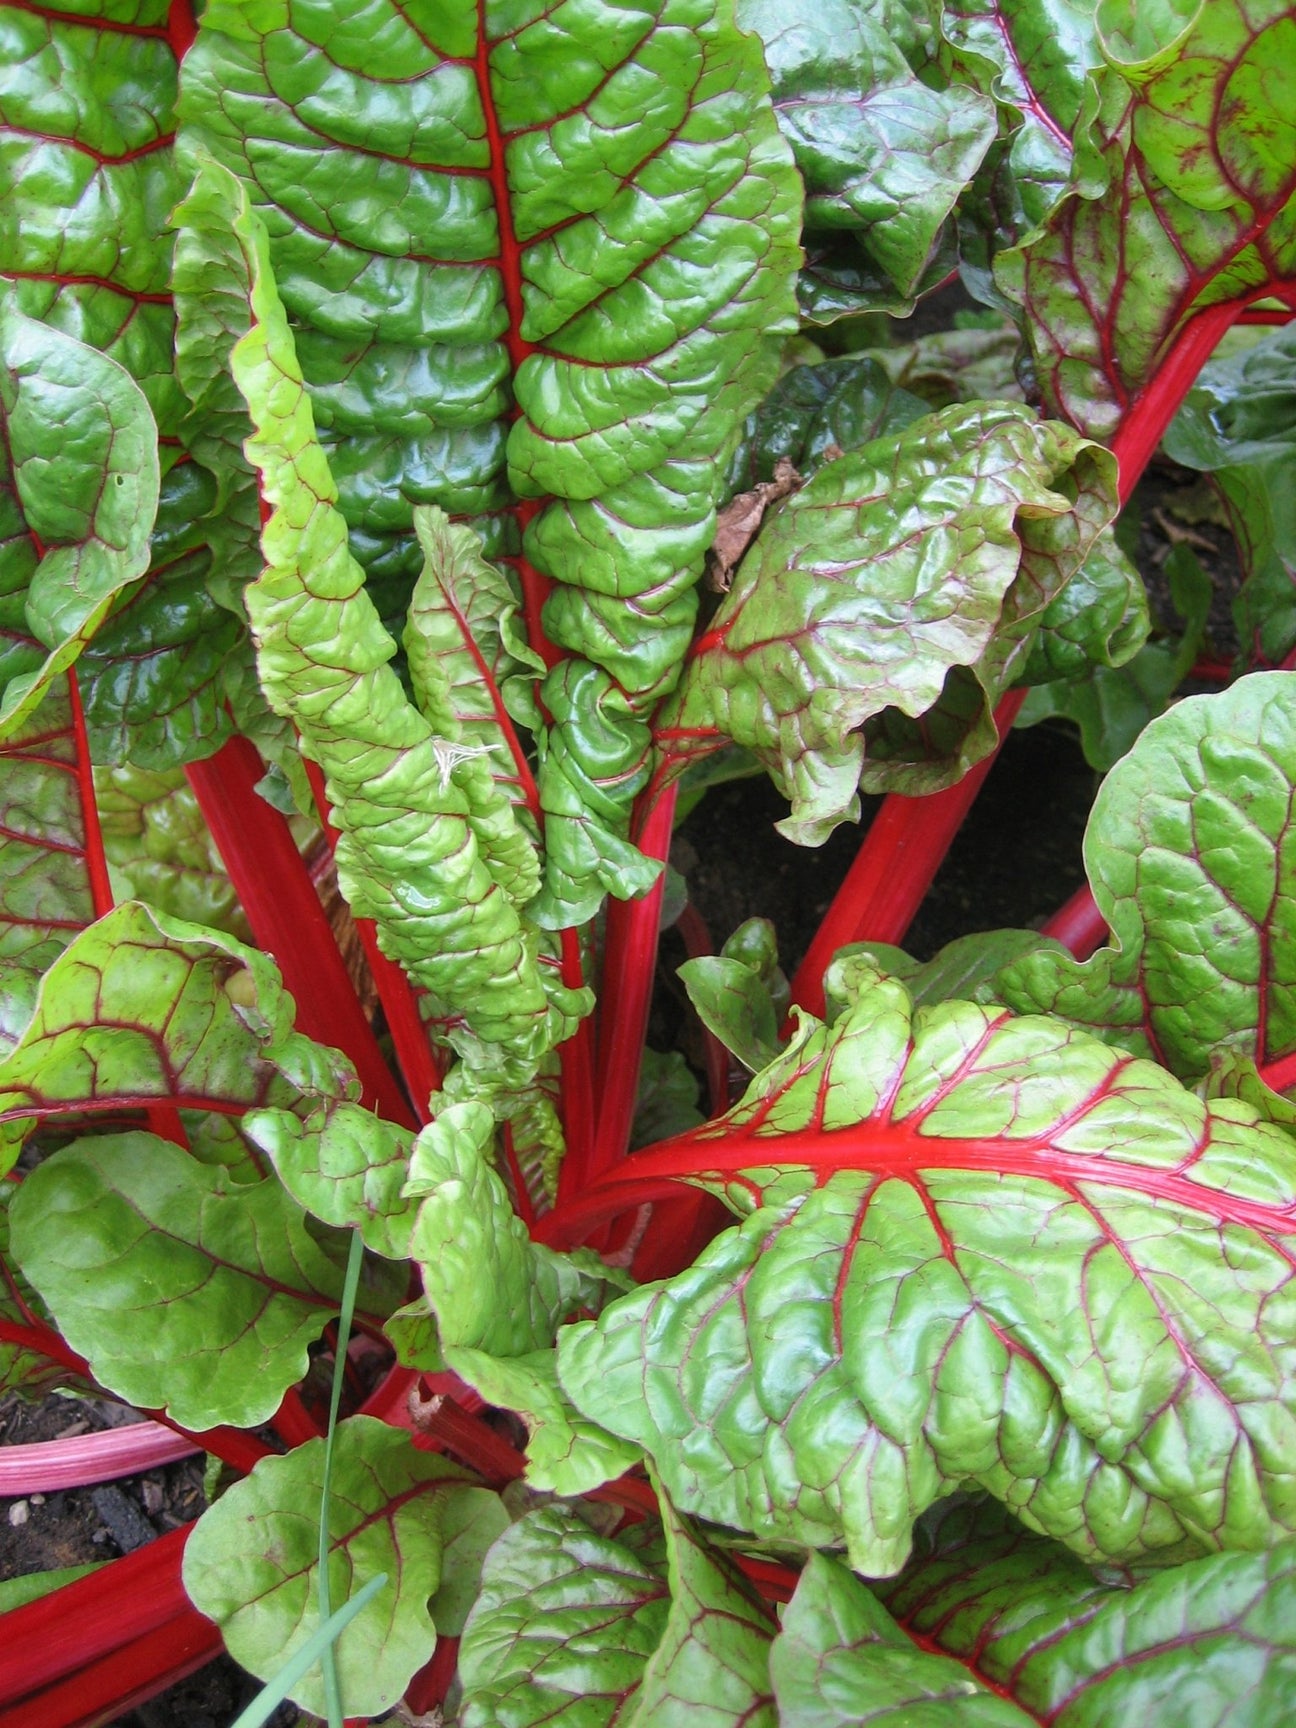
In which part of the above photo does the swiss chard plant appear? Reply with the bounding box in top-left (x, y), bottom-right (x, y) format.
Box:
top-left (1, 0), bottom-right (1296, 1722)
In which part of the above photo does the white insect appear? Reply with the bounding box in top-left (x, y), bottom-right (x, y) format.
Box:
top-left (429, 737), bottom-right (495, 792)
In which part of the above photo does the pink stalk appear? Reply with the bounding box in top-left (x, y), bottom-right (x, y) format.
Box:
top-left (301, 756), bottom-right (442, 1122)
top-left (1041, 884), bottom-right (1109, 959)
top-left (0, 1423), bottom-right (198, 1495)
top-left (186, 735), bottom-right (415, 1128)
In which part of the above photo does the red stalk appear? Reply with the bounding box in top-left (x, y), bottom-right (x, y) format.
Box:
top-left (1, 1609), bottom-right (221, 1728)
top-left (788, 690), bottom-right (1028, 1018)
top-left (1041, 884), bottom-right (1109, 959)
top-left (0, 1525), bottom-right (217, 1720)
top-left (301, 756), bottom-right (442, 1122)
top-left (575, 784), bottom-right (678, 1189)
top-left (271, 1385), bottom-right (322, 1448)
top-left (185, 735), bottom-right (415, 1128)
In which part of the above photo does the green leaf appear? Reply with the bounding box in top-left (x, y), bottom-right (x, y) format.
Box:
top-left (0, 899), bottom-right (356, 1178)
top-left (632, 1048), bottom-right (706, 1151)
top-left (94, 762), bottom-right (247, 938)
top-left (771, 1551), bottom-right (1031, 1725)
top-left (856, 315), bottom-right (1025, 410)
top-left (997, 674), bottom-right (1296, 1089)
top-left (1015, 541), bottom-right (1210, 772)
top-left (176, 156), bottom-right (585, 1090)
top-left (727, 355), bottom-right (929, 493)
top-left (179, 0), bottom-right (802, 916)
top-left (666, 403), bottom-right (1115, 838)
top-left (0, 1177), bottom-right (95, 1402)
top-left (560, 959), bottom-right (1296, 1575)
top-left (1163, 323), bottom-right (1296, 669)
top-left (1001, 0), bottom-right (1296, 438)
top-left (1022, 525), bottom-right (1150, 684)
top-left (405, 504), bottom-right (542, 910)
top-left (459, 1504), bottom-right (670, 1728)
top-left (0, 285), bottom-right (160, 733)
top-left (183, 1416), bottom-right (506, 1718)
top-left (0, 683), bottom-right (97, 1054)
top-left (839, 930), bottom-right (1068, 1010)
top-left (406, 1099), bottom-right (637, 1489)
top-left (244, 1100), bottom-right (418, 1260)
top-left (630, 1487), bottom-right (776, 1727)
top-left (680, 917), bottom-right (787, 1072)
top-left (741, 0), bottom-right (997, 313)
top-left (881, 1497), bottom-right (1296, 1725)
top-left (9, 1131), bottom-right (355, 1428)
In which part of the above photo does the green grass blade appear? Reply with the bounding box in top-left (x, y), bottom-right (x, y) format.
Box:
top-left (228, 1571), bottom-right (388, 1728)
top-left (319, 1226), bottom-right (367, 1726)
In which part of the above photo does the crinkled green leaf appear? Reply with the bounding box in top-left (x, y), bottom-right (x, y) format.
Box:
top-left (0, 284), bottom-right (159, 733)
top-left (94, 762), bottom-right (247, 938)
top-left (179, 0), bottom-right (801, 917)
top-left (630, 1487), bottom-right (776, 1727)
top-left (9, 1131), bottom-right (355, 1429)
top-left (741, 0), bottom-right (996, 313)
top-left (1022, 526), bottom-right (1149, 684)
top-left (406, 1099), bottom-right (636, 1488)
top-left (405, 504), bottom-right (542, 909)
top-left (1001, 0), bottom-right (1296, 438)
top-left (0, 24), bottom-right (245, 772)
top-left (0, 2), bottom-right (181, 427)
top-left (727, 355), bottom-right (929, 494)
top-left (680, 916), bottom-right (787, 1072)
top-left (998, 674), bottom-right (1296, 1092)
top-left (771, 1551), bottom-right (1031, 1725)
top-left (560, 957), bottom-right (1296, 1576)
top-left (1163, 322), bottom-right (1296, 669)
top-left (667, 403), bottom-right (1115, 839)
top-left (0, 899), bottom-right (356, 1179)
top-left (0, 682), bottom-right (96, 1054)
top-left (459, 1503), bottom-right (670, 1728)
top-left (938, 0), bottom-right (1105, 253)
top-left (181, 157), bottom-right (585, 1089)
top-left (244, 1100), bottom-right (418, 1260)
top-left (1016, 541), bottom-right (1210, 771)
top-left (450, 1345), bottom-right (642, 1497)
top-left (184, 1416), bottom-right (506, 1718)
top-left (880, 1496), bottom-right (1296, 1725)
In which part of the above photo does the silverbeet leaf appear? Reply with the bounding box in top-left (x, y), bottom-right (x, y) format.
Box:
top-left (177, 157), bottom-right (587, 1090)
top-left (9, 1131), bottom-right (354, 1430)
top-left (879, 1497), bottom-right (1296, 1726)
top-left (559, 958), bottom-right (1296, 1576)
top-left (0, 899), bottom-right (357, 1179)
top-left (665, 402), bottom-right (1116, 838)
top-left (0, 285), bottom-right (160, 734)
top-left (178, 0), bottom-right (801, 919)
top-left (996, 674), bottom-right (1296, 1096)
top-left (459, 1503), bottom-right (670, 1728)
top-left (183, 1416), bottom-right (507, 1717)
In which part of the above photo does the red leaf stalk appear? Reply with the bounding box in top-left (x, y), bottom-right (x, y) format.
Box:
top-left (185, 735), bottom-right (415, 1128)
top-left (788, 690), bottom-right (1027, 1018)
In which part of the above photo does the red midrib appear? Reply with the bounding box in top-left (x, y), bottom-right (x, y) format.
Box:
top-left (589, 1117), bottom-right (1296, 1240)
